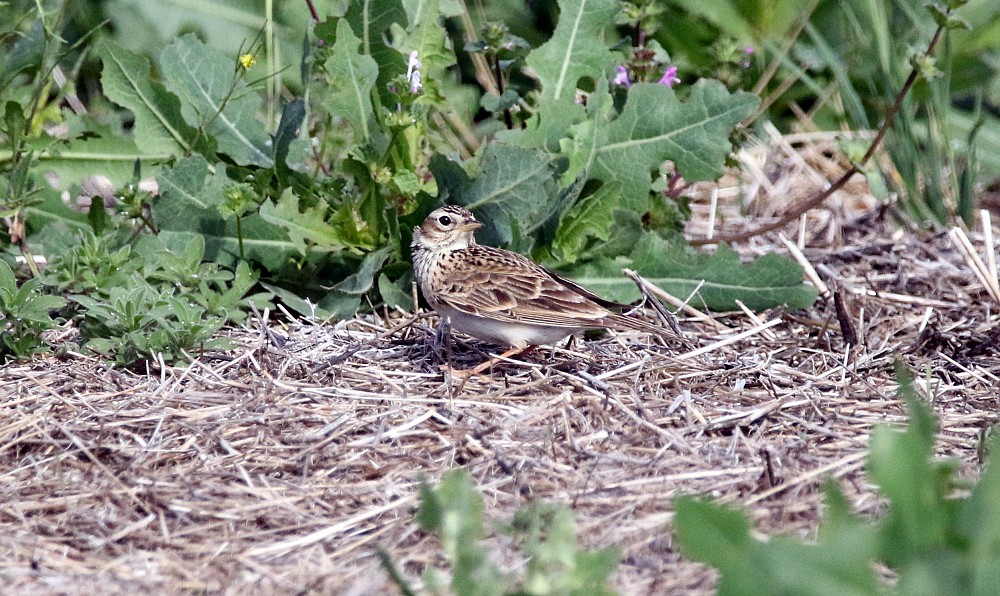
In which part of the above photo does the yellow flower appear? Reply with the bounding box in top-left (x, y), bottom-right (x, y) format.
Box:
top-left (239, 54), bottom-right (257, 69)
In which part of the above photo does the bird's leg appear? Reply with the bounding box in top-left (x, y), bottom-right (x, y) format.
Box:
top-left (448, 344), bottom-right (536, 380)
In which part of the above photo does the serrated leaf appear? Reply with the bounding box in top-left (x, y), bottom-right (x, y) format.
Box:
top-left (160, 34), bottom-right (273, 167)
top-left (431, 144), bottom-right (559, 250)
top-left (553, 81), bottom-right (758, 260)
top-left (324, 20), bottom-right (380, 143)
top-left (524, 0), bottom-right (619, 102)
top-left (98, 38), bottom-right (195, 156)
top-left (258, 189), bottom-right (347, 255)
top-left (568, 235), bottom-right (818, 311)
top-left (593, 80), bottom-right (758, 185)
top-left (497, 100), bottom-right (587, 151)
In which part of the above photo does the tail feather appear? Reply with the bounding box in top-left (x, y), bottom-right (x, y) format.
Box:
top-left (604, 313), bottom-right (673, 338)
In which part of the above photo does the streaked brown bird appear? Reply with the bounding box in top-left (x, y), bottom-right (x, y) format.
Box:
top-left (411, 205), bottom-right (665, 371)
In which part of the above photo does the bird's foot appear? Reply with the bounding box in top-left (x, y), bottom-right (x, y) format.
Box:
top-left (440, 345), bottom-right (535, 379)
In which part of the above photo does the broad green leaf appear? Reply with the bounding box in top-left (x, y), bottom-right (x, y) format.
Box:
top-left (154, 156), bottom-right (291, 270)
top-left (33, 134), bottom-right (154, 190)
top-left (329, 245), bottom-right (392, 295)
top-left (258, 189), bottom-right (347, 254)
top-left (98, 38), bottom-right (195, 156)
top-left (431, 144), bottom-right (559, 250)
top-left (340, 0), bottom-right (408, 105)
top-left (24, 190), bottom-right (89, 234)
top-left (377, 272), bottom-right (415, 311)
top-left (263, 247), bottom-right (392, 320)
top-left (497, 101), bottom-right (588, 187)
top-left (675, 495), bottom-right (877, 596)
top-left (554, 81), bottom-right (758, 259)
top-left (524, 0), bottom-right (619, 102)
top-left (591, 80), bottom-right (759, 187)
top-left (568, 235), bottom-right (818, 311)
top-left (108, 0), bottom-right (312, 89)
top-left (324, 20), bottom-right (380, 143)
top-left (550, 181), bottom-right (622, 262)
top-left (160, 34), bottom-right (273, 167)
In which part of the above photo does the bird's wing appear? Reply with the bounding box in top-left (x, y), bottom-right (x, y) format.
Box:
top-left (435, 246), bottom-right (613, 328)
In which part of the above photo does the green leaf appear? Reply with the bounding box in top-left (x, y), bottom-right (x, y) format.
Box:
top-left (553, 80), bottom-right (758, 259)
top-left (0, 260), bottom-right (17, 298)
top-left (591, 80), bottom-right (759, 185)
top-left (524, 0), bottom-right (619, 102)
top-left (328, 246), bottom-right (392, 295)
top-left (959, 431), bottom-right (1000, 593)
top-left (675, 494), bottom-right (878, 596)
top-left (273, 98), bottom-right (306, 184)
top-left (340, 0), bottom-right (408, 105)
top-left (377, 272), bottom-right (415, 311)
top-left (324, 20), bottom-right (380, 143)
top-left (498, 100), bottom-right (587, 151)
top-left (869, 363), bottom-right (946, 569)
top-left (431, 144), bottom-right (559, 250)
top-left (417, 470), bottom-right (507, 594)
top-left (154, 156), bottom-right (292, 271)
top-left (258, 189), bottom-right (347, 254)
top-left (33, 134), bottom-right (152, 190)
top-left (24, 189), bottom-right (90, 233)
top-left (98, 38), bottom-right (195, 156)
top-left (159, 34), bottom-right (273, 167)
top-left (550, 180), bottom-right (623, 263)
top-left (392, 0), bottom-right (462, 102)
top-left (569, 235), bottom-right (818, 311)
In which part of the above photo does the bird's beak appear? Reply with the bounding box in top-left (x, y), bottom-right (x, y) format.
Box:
top-left (458, 221), bottom-right (483, 232)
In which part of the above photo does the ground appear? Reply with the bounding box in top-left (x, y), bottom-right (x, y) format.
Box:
top-left (2, 134), bottom-right (999, 594)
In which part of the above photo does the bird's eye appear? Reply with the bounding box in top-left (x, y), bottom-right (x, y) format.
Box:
top-left (437, 215), bottom-right (453, 227)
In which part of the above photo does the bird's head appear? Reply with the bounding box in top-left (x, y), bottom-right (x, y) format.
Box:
top-left (412, 205), bottom-right (482, 252)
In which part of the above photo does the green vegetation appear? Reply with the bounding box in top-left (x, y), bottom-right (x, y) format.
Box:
top-left (0, 0), bottom-right (997, 365)
top-left (0, 0), bottom-right (827, 365)
top-left (381, 469), bottom-right (619, 595)
top-left (675, 361), bottom-right (1000, 595)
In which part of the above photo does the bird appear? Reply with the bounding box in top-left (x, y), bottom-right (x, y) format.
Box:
top-left (411, 205), bottom-right (667, 373)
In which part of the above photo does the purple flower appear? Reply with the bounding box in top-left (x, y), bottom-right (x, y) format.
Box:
top-left (406, 50), bottom-right (423, 93)
top-left (657, 65), bottom-right (680, 88)
top-left (612, 65), bottom-right (631, 88)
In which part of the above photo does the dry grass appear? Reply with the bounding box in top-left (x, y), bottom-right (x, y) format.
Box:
top-left (3, 132), bottom-right (1000, 594)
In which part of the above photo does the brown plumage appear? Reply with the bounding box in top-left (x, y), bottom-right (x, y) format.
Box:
top-left (411, 205), bottom-right (666, 349)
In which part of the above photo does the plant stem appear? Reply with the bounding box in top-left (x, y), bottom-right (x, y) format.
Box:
top-left (692, 17), bottom-right (947, 246)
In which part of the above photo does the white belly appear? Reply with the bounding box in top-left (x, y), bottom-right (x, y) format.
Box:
top-left (439, 307), bottom-right (578, 348)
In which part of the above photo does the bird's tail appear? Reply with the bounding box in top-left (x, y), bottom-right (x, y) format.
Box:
top-left (605, 312), bottom-right (674, 338)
